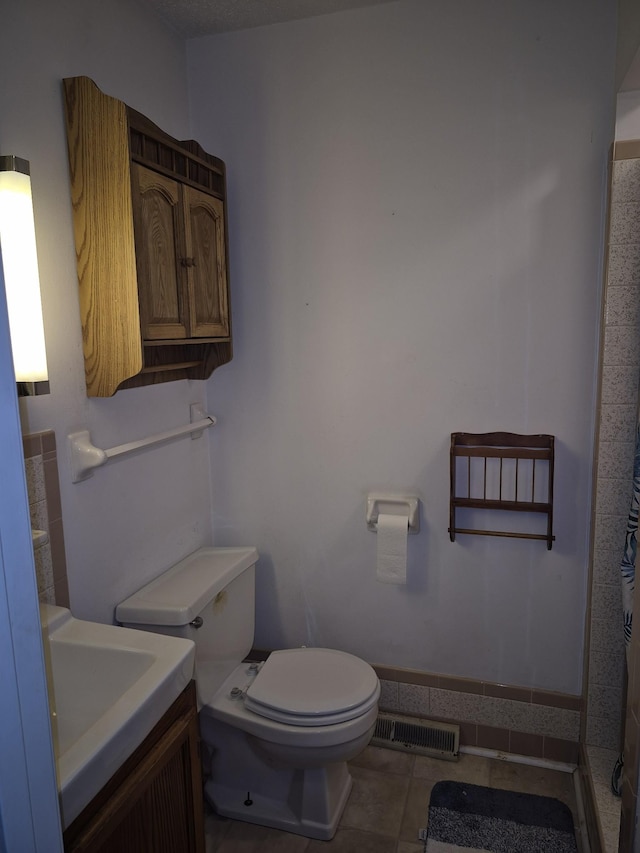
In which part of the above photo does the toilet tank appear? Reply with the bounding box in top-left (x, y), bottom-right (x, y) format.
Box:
top-left (116, 547), bottom-right (258, 705)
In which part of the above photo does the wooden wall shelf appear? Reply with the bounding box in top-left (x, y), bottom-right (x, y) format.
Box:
top-left (449, 432), bottom-right (555, 549)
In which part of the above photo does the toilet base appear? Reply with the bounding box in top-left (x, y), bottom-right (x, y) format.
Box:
top-left (205, 762), bottom-right (352, 840)
top-left (200, 712), bottom-right (355, 840)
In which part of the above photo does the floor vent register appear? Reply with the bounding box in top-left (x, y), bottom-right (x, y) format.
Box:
top-left (371, 713), bottom-right (460, 761)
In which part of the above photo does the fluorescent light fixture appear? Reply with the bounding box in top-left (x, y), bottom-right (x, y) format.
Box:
top-left (0, 155), bottom-right (49, 385)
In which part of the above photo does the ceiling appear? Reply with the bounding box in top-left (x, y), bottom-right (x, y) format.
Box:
top-left (139, 0), bottom-right (400, 38)
top-left (139, 0), bottom-right (640, 95)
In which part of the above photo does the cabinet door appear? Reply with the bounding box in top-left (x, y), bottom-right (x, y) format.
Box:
top-left (63, 685), bottom-right (205, 853)
top-left (182, 185), bottom-right (230, 338)
top-left (132, 164), bottom-right (188, 340)
top-left (93, 716), bottom-right (200, 853)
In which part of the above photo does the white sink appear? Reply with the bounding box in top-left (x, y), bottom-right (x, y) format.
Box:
top-left (40, 603), bottom-right (195, 828)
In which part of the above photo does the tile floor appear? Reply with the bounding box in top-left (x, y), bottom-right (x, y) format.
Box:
top-left (204, 746), bottom-right (582, 853)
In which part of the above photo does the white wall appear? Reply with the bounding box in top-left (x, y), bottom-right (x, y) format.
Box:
top-left (617, 90), bottom-right (640, 139)
top-left (0, 0), bottom-right (216, 624)
top-left (0, 0), bottom-right (618, 694)
top-left (188, 0), bottom-right (617, 694)
top-left (617, 0), bottom-right (640, 91)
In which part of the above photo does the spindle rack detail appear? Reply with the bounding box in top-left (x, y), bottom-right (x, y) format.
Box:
top-left (449, 432), bottom-right (555, 549)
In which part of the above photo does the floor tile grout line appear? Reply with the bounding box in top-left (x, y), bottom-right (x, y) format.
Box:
top-left (395, 757), bottom-right (418, 849)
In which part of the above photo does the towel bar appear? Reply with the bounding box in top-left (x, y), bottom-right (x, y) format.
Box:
top-left (68, 404), bottom-right (216, 483)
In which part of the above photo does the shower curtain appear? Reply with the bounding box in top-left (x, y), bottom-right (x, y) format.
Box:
top-left (620, 424), bottom-right (640, 655)
top-left (612, 424), bottom-right (640, 795)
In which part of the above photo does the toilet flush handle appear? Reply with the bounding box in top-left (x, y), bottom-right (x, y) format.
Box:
top-left (190, 616), bottom-right (203, 629)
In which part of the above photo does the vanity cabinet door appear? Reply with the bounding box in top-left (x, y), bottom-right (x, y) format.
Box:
top-left (132, 164), bottom-right (188, 341)
top-left (63, 683), bottom-right (204, 853)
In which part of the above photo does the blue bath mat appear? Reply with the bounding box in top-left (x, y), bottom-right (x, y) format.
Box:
top-left (426, 780), bottom-right (578, 852)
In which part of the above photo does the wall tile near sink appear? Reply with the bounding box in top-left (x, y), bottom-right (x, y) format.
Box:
top-left (34, 544), bottom-right (55, 603)
top-left (23, 430), bottom-right (69, 607)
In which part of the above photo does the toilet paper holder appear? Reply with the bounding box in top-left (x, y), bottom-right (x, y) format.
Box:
top-left (366, 494), bottom-right (420, 533)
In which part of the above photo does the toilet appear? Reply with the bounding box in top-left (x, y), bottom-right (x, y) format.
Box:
top-left (116, 546), bottom-right (380, 840)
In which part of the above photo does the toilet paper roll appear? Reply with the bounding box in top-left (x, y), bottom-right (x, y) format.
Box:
top-left (376, 513), bottom-right (408, 585)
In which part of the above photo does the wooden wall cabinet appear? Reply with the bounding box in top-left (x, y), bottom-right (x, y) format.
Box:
top-left (63, 76), bottom-right (232, 396)
top-left (63, 682), bottom-right (205, 853)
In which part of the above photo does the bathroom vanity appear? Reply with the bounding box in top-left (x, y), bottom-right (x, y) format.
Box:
top-left (63, 682), bottom-right (204, 853)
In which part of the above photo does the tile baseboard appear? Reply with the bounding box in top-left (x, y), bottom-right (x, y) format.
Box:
top-left (249, 648), bottom-right (581, 763)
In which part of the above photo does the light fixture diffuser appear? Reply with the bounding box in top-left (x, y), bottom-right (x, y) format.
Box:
top-left (0, 155), bottom-right (49, 386)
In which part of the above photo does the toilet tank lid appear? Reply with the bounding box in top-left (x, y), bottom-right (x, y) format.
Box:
top-left (115, 546), bottom-right (258, 626)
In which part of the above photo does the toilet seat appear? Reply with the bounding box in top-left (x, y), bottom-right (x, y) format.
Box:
top-left (244, 648), bottom-right (379, 726)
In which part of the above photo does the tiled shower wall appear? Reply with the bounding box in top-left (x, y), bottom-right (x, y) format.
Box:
top-left (585, 142), bottom-right (640, 853)
top-left (586, 150), bottom-right (640, 752)
top-left (618, 146), bottom-right (640, 853)
top-left (23, 429), bottom-right (69, 607)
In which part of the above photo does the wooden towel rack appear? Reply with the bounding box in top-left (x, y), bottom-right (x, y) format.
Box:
top-left (449, 432), bottom-right (555, 549)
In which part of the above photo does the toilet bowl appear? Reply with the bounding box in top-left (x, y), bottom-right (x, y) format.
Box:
top-left (116, 547), bottom-right (380, 840)
top-left (200, 651), bottom-right (379, 838)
